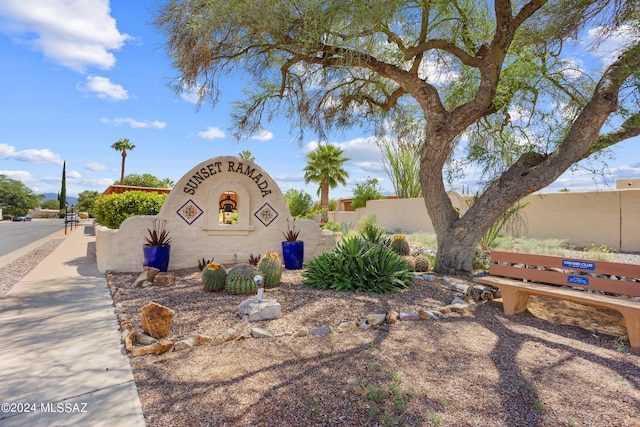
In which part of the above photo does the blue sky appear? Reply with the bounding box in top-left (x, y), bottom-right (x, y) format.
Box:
top-left (0, 1), bottom-right (638, 200)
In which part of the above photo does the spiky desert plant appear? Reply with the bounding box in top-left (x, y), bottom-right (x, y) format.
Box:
top-left (226, 263), bottom-right (259, 295)
top-left (198, 256), bottom-right (215, 271)
top-left (401, 255), bottom-right (415, 271)
top-left (248, 253), bottom-right (261, 267)
top-left (414, 254), bottom-right (431, 272)
top-left (202, 261), bottom-right (227, 292)
top-left (389, 235), bottom-right (410, 256)
top-left (258, 251), bottom-right (282, 288)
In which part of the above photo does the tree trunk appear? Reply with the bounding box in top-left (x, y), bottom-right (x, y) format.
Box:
top-left (120, 152), bottom-right (126, 185)
top-left (320, 179), bottom-right (329, 223)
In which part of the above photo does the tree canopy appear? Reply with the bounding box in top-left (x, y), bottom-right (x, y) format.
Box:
top-left (303, 143), bottom-right (350, 223)
top-left (111, 138), bottom-right (136, 185)
top-left (121, 173), bottom-right (174, 188)
top-left (155, 0), bottom-right (640, 273)
top-left (0, 174), bottom-right (42, 216)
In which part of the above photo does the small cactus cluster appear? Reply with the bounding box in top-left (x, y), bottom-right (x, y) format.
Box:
top-left (258, 251), bottom-right (282, 288)
top-left (225, 264), bottom-right (259, 295)
top-left (389, 235), bottom-right (411, 256)
top-left (413, 254), bottom-right (431, 272)
top-left (401, 255), bottom-right (415, 271)
top-left (202, 261), bottom-right (227, 292)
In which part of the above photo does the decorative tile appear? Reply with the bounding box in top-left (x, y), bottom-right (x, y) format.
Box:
top-left (177, 199), bottom-right (204, 225)
top-left (254, 202), bottom-right (278, 227)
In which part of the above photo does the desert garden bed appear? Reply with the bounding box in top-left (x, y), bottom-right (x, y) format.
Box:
top-left (109, 266), bottom-right (640, 427)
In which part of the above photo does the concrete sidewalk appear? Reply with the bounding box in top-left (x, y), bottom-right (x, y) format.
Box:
top-left (0, 222), bottom-right (145, 426)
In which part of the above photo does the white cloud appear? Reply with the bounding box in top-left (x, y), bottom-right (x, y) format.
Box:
top-left (0, 0), bottom-right (130, 72)
top-left (180, 84), bottom-right (200, 104)
top-left (84, 161), bottom-right (108, 171)
top-left (67, 170), bottom-right (82, 179)
top-left (303, 136), bottom-right (385, 176)
top-left (198, 126), bottom-right (226, 139)
top-left (83, 75), bottom-right (128, 101)
top-left (102, 117), bottom-right (167, 129)
top-left (583, 25), bottom-right (639, 65)
top-left (249, 130), bottom-right (274, 141)
top-left (0, 169), bottom-right (37, 184)
top-left (0, 143), bottom-right (64, 165)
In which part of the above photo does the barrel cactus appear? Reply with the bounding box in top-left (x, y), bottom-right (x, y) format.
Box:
top-left (202, 261), bottom-right (227, 292)
top-left (401, 255), bottom-right (415, 271)
top-left (226, 263), bottom-right (259, 295)
top-left (414, 254), bottom-right (431, 272)
top-left (258, 251), bottom-right (282, 288)
top-left (389, 235), bottom-right (411, 256)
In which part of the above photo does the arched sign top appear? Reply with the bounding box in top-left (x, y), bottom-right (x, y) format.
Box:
top-left (176, 156), bottom-right (275, 199)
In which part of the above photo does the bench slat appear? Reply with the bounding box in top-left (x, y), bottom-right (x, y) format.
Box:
top-left (489, 264), bottom-right (640, 297)
top-left (490, 250), bottom-right (640, 277)
top-left (475, 276), bottom-right (640, 310)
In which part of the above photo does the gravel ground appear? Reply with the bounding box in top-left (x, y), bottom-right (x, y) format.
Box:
top-left (6, 243), bottom-right (640, 426)
top-left (0, 239), bottom-right (64, 297)
top-left (109, 262), bottom-right (640, 427)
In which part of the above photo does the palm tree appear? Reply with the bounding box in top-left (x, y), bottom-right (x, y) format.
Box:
top-left (303, 142), bottom-right (350, 223)
top-left (111, 138), bottom-right (136, 185)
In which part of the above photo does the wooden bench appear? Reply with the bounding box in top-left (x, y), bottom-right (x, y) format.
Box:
top-left (474, 251), bottom-right (640, 352)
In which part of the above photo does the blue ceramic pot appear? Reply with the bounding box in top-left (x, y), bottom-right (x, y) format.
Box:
top-left (281, 240), bottom-right (304, 270)
top-left (143, 244), bottom-right (171, 272)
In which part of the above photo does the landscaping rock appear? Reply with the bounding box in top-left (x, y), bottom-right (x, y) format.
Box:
top-left (310, 325), bottom-right (332, 336)
top-left (238, 299), bottom-right (282, 322)
top-left (222, 329), bottom-right (238, 342)
top-left (154, 272), bottom-right (176, 286)
top-left (195, 333), bottom-right (213, 346)
top-left (134, 267), bottom-right (160, 288)
top-left (141, 302), bottom-right (174, 338)
top-left (173, 338), bottom-right (194, 352)
top-left (366, 313), bottom-right (387, 326)
top-left (418, 309), bottom-right (440, 320)
top-left (137, 332), bottom-right (158, 346)
top-left (386, 310), bottom-right (400, 324)
top-left (251, 327), bottom-right (274, 338)
top-left (293, 327), bottom-right (309, 337)
top-left (399, 311), bottom-right (419, 321)
top-left (336, 321), bottom-right (356, 333)
top-left (131, 339), bottom-right (172, 357)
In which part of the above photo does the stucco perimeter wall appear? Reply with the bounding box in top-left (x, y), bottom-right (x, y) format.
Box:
top-left (331, 190), bottom-right (640, 253)
top-left (331, 193), bottom-right (469, 234)
top-left (521, 190), bottom-right (640, 252)
top-left (96, 156), bottom-right (336, 273)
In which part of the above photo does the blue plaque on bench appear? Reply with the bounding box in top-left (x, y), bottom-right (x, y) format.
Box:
top-left (567, 275), bottom-right (590, 286)
top-left (562, 260), bottom-right (596, 271)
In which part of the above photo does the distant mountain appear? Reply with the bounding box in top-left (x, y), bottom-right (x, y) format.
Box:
top-left (41, 193), bottom-right (78, 206)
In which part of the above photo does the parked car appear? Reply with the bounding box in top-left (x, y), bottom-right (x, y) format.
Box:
top-left (13, 214), bottom-right (32, 222)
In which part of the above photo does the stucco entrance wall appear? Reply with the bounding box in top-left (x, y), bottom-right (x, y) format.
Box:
top-left (95, 156), bottom-right (336, 273)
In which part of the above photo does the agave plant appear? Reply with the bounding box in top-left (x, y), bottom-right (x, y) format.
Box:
top-left (144, 219), bottom-right (172, 246)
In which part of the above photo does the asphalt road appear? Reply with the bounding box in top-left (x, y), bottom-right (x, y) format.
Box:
top-left (0, 219), bottom-right (66, 257)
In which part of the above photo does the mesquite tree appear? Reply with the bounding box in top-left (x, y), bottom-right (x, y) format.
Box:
top-left (155, 0), bottom-right (640, 274)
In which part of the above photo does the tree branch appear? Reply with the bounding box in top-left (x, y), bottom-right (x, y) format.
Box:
top-left (584, 112), bottom-right (640, 159)
top-left (404, 39), bottom-right (481, 67)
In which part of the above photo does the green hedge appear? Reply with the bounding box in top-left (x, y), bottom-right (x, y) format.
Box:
top-left (93, 191), bottom-right (167, 229)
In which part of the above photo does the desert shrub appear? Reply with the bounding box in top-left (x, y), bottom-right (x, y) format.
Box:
top-left (303, 235), bottom-right (413, 293)
top-left (93, 191), bottom-right (167, 229)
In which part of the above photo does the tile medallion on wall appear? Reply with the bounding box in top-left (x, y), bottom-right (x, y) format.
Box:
top-left (254, 202), bottom-right (278, 227)
top-left (177, 199), bottom-right (204, 225)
